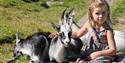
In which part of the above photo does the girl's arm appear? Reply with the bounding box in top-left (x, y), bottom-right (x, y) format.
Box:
top-left (90, 30), bottom-right (116, 60)
top-left (71, 22), bottom-right (88, 38)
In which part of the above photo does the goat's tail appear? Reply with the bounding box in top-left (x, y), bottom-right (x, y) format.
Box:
top-left (39, 35), bottom-right (49, 63)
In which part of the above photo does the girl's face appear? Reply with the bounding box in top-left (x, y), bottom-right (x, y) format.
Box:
top-left (92, 6), bottom-right (108, 25)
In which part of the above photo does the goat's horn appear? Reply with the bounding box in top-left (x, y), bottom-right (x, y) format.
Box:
top-left (69, 8), bottom-right (74, 14)
top-left (61, 8), bottom-right (67, 21)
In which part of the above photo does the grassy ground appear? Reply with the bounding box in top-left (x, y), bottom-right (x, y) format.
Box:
top-left (0, 0), bottom-right (124, 63)
top-left (0, 0), bottom-right (88, 38)
top-left (111, 0), bottom-right (125, 32)
top-left (0, 0), bottom-right (87, 63)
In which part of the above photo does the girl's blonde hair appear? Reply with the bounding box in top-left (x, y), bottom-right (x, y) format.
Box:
top-left (88, 0), bottom-right (112, 30)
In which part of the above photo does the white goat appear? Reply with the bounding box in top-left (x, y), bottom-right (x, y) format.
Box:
top-left (49, 8), bottom-right (83, 63)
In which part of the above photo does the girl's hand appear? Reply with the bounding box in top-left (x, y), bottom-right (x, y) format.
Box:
top-left (90, 51), bottom-right (101, 60)
top-left (48, 32), bottom-right (58, 38)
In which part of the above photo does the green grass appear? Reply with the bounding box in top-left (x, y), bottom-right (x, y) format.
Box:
top-left (111, 0), bottom-right (125, 18)
top-left (0, 0), bottom-right (88, 38)
top-left (111, 0), bottom-right (125, 32)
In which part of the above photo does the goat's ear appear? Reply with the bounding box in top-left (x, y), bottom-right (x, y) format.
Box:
top-left (16, 32), bottom-right (20, 45)
top-left (51, 22), bottom-right (60, 32)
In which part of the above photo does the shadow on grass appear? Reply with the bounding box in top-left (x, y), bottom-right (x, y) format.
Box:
top-left (0, 34), bottom-right (15, 45)
top-left (22, 0), bottom-right (40, 3)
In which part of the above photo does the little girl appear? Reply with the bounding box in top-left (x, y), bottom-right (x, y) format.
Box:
top-left (71, 0), bottom-right (116, 63)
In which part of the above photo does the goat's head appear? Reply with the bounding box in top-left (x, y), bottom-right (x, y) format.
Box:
top-left (52, 8), bottom-right (75, 46)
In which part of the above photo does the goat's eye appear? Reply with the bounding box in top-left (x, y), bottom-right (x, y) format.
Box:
top-left (68, 32), bottom-right (72, 38)
top-left (61, 32), bottom-right (66, 39)
top-left (68, 17), bottom-right (72, 21)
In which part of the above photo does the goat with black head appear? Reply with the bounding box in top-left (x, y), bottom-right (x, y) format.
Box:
top-left (7, 32), bottom-right (51, 63)
top-left (49, 8), bottom-right (83, 63)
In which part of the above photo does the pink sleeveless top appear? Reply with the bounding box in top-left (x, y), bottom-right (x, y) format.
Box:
top-left (92, 27), bottom-right (108, 50)
top-left (82, 27), bottom-right (108, 52)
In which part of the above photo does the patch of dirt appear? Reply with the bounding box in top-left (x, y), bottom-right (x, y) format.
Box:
top-left (113, 17), bottom-right (125, 32)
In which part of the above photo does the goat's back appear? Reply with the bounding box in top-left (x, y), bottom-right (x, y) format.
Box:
top-left (16, 32), bottom-right (52, 62)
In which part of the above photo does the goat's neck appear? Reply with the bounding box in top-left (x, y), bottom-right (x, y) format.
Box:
top-left (55, 44), bottom-right (66, 60)
top-left (56, 38), bottom-right (66, 51)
